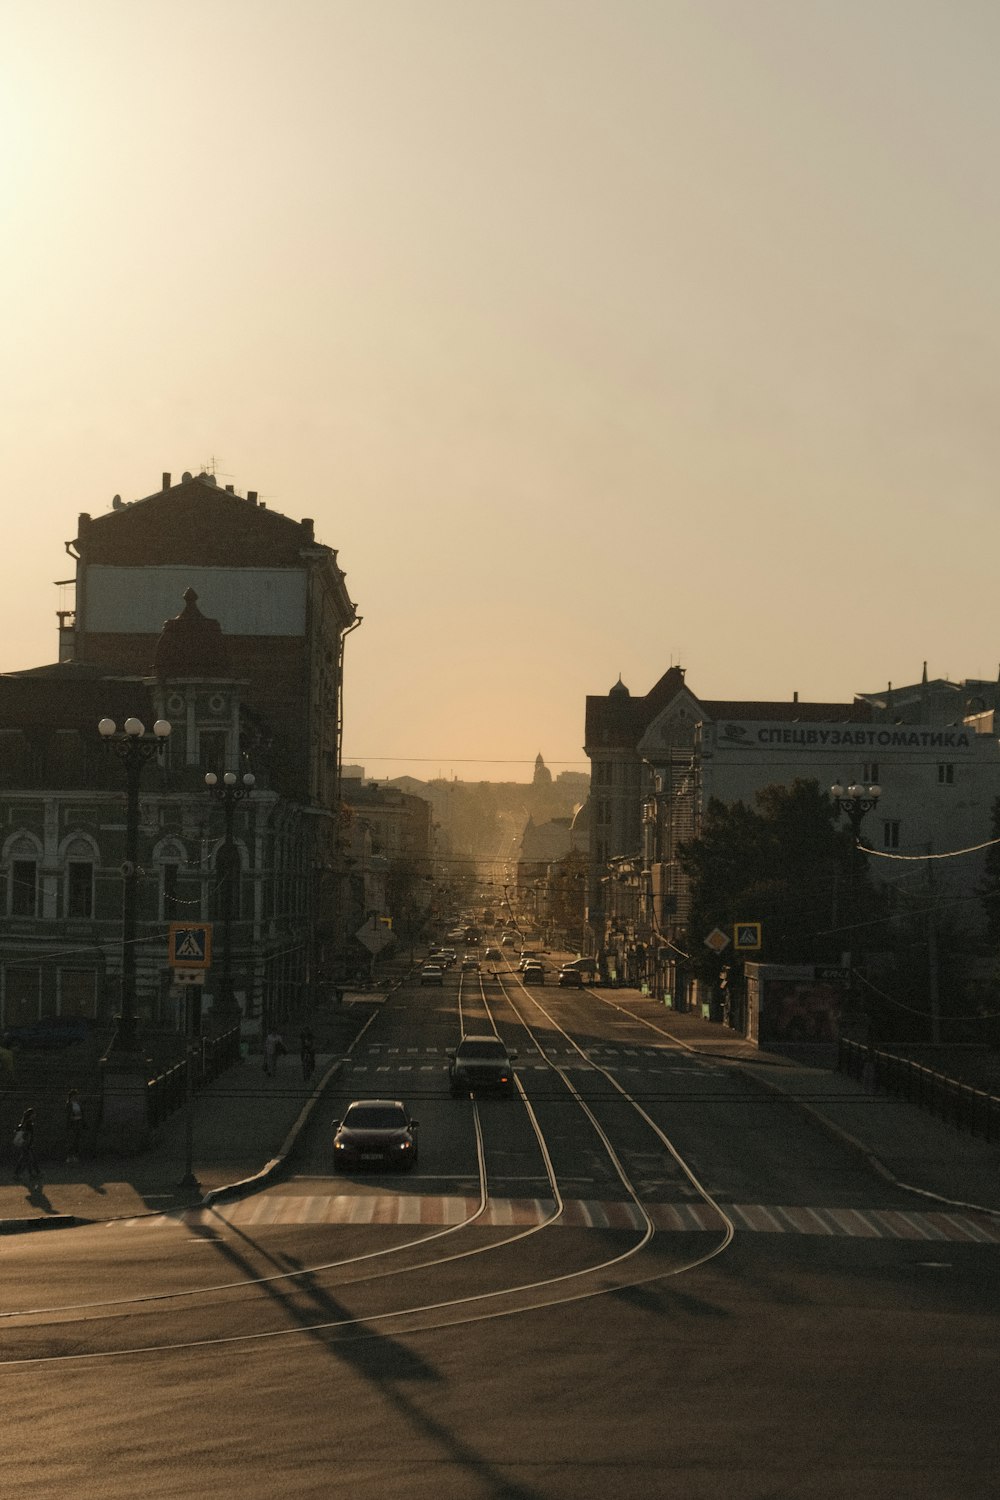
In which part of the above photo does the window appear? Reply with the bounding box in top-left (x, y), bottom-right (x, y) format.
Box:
top-left (60, 968), bottom-right (98, 1018)
top-left (66, 861), bottom-right (94, 919)
top-left (10, 860), bottom-right (37, 917)
top-left (3, 966), bottom-right (40, 1025)
top-left (937, 764), bottom-right (954, 785)
top-left (863, 762), bottom-right (879, 783)
top-left (199, 730), bottom-right (227, 775)
top-left (595, 762), bottom-right (612, 787)
top-left (883, 820), bottom-right (900, 850)
top-left (162, 862), bottom-right (181, 920)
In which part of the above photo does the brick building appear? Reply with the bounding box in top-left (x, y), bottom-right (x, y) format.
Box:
top-left (0, 471), bottom-right (359, 1039)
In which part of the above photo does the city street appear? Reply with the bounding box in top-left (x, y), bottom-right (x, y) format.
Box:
top-left (1, 965), bottom-right (997, 1499)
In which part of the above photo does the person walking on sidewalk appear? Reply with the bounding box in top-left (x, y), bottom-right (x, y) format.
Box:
top-left (12, 1108), bottom-right (40, 1187)
top-left (65, 1088), bottom-right (85, 1162)
top-left (263, 1027), bottom-right (285, 1077)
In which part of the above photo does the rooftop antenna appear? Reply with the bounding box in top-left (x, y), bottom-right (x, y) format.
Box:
top-left (199, 455), bottom-right (233, 479)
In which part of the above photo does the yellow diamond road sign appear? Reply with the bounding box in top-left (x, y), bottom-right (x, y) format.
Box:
top-left (704, 927), bottom-right (730, 953)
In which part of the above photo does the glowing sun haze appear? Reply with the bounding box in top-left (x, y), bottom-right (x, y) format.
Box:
top-left (2, 0), bottom-right (999, 780)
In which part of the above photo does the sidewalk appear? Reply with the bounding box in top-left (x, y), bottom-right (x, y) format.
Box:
top-left (0, 994), bottom-right (383, 1234)
top-left (606, 995), bottom-right (1000, 1216)
top-left (4, 975), bottom-right (998, 1233)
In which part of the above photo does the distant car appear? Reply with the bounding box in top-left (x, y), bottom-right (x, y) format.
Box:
top-left (447, 1034), bottom-right (518, 1098)
top-left (483, 946), bottom-right (501, 960)
top-left (333, 1099), bottom-right (419, 1171)
top-left (420, 965), bottom-right (444, 986)
top-left (461, 958), bottom-right (480, 972)
top-left (557, 968), bottom-right (584, 988)
top-left (501, 935), bottom-right (514, 947)
top-left (522, 963), bottom-right (545, 985)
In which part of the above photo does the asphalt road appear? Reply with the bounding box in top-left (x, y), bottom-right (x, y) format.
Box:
top-left (1, 964), bottom-right (997, 1499)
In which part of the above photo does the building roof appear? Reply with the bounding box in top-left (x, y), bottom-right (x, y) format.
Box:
top-left (586, 665), bottom-right (870, 751)
top-left (72, 472), bottom-right (330, 570)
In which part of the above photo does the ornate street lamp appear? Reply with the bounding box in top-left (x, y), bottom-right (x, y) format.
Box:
top-left (98, 715), bottom-right (172, 1055)
top-left (830, 782), bottom-right (881, 844)
top-left (205, 770), bottom-right (255, 1022)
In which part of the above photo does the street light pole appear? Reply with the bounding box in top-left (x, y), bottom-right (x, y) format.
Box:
top-left (830, 782), bottom-right (882, 845)
top-left (205, 770), bottom-right (255, 1023)
top-left (98, 716), bottom-right (172, 1055)
top-left (830, 780), bottom-right (881, 1029)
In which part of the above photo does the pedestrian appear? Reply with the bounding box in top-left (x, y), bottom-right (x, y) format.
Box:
top-left (66, 1088), bottom-right (85, 1162)
top-left (300, 1029), bottom-right (316, 1082)
top-left (12, 1108), bottom-right (40, 1187)
top-left (263, 1027), bottom-right (285, 1077)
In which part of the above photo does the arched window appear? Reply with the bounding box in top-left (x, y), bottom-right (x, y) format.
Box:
top-left (4, 832), bottom-right (42, 918)
top-left (60, 833), bottom-right (99, 920)
top-left (154, 838), bottom-right (188, 921)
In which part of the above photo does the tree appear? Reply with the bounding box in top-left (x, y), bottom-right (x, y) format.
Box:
top-left (678, 778), bottom-right (871, 978)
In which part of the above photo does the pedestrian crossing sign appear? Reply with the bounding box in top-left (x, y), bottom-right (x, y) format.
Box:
top-left (733, 922), bottom-right (762, 952)
top-left (169, 923), bottom-right (213, 968)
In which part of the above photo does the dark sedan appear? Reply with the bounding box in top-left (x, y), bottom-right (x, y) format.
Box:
top-left (332, 1099), bottom-right (419, 1171)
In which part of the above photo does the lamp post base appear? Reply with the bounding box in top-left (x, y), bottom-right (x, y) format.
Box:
top-left (100, 1054), bottom-right (154, 1153)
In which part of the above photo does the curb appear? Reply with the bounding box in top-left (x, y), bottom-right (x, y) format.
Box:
top-left (0, 1213), bottom-right (91, 1235)
top-left (0, 991), bottom-right (396, 1235)
top-left (734, 1062), bottom-right (1000, 1220)
top-left (201, 1053), bottom-right (345, 1207)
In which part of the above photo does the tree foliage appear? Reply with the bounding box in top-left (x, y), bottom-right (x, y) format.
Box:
top-left (678, 778), bottom-right (871, 972)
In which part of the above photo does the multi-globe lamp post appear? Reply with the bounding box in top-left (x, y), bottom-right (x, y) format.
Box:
top-left (97, 715), bottom-right (172, 1056)
top-left (204, 769), bottom-right (255, 1021)
top-left (830, 780), bottom-right (881, 1024)
top-left (830, 781), bottom-right (881, 844)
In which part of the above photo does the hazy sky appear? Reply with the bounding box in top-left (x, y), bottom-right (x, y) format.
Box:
top-left (3, 1), bottom-right (999, 781)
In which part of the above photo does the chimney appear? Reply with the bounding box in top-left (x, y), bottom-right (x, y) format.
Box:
top-left (225, 484), bottom-right (235, 493)
top-left (247, 491), bottom-right (258, 505)
top-left (162, 472), bottom-right (171, 491)
top-left (301, 518), bottom-right (314, 542)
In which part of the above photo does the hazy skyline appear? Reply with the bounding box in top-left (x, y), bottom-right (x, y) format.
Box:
top-left (3, 1), bottom-right (999, 780)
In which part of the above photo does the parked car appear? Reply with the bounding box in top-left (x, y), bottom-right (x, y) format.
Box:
top-left (332, 1099), bottom-right (419, 1171)
top-left (447, 1034), bottom-right (518, 1098)
top-left (557, 968), bottom-right (584, 988)
top-left (2, 1016), bottom-right (93, 1051)
top-left (420, 965), bottom-right (444, 986)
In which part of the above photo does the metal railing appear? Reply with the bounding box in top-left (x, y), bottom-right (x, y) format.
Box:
top-left (146, 1025), bottom-right (241, 1128)
top-left (838, 1037), bottom-right (1000, 1143)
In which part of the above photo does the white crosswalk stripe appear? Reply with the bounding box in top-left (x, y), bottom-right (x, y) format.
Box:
top-left (109, 1196), bottom-right (1000, 1242)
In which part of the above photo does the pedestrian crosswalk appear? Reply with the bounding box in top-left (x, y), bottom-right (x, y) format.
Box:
top-left (348, 1044), bottom-right (722, 1076)
top-left (109, 1193), bottom-right (1000, 1244)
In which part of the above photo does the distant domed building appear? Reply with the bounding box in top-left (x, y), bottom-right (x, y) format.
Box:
top-left (532, 752), bottom-right (553, 789)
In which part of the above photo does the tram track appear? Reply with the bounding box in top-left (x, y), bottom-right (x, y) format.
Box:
top-left (0, 962), bottom-right (735, 1366)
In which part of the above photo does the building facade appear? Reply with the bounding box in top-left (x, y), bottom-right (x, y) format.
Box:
top-left (0, 471), bottom-right (359, 1040)
top-left (584, 664), bottom-right (1000, 1004)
